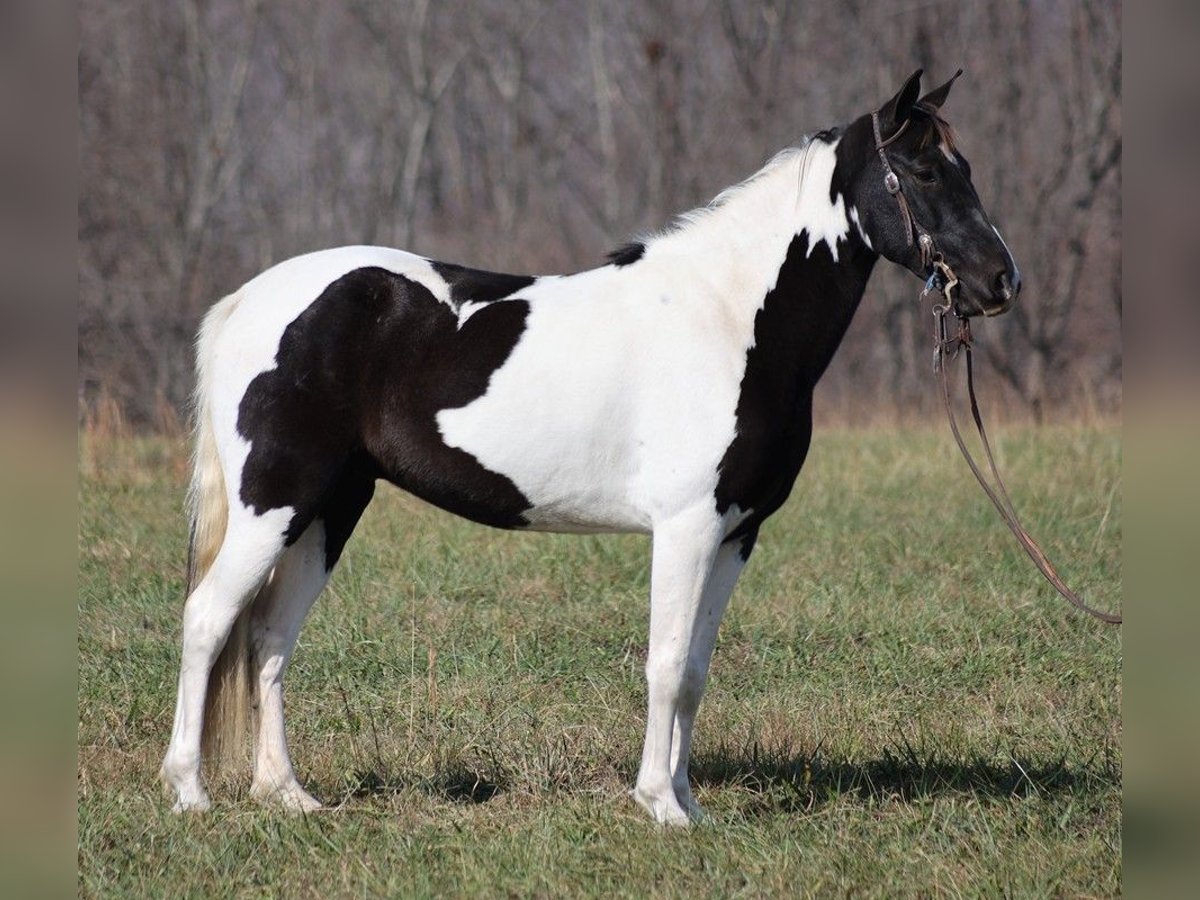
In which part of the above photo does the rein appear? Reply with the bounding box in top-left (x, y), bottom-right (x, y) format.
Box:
top-left (872, 111), bottom-right (1122, 626)
top-left (927, 283), bottom-right (1122, 625)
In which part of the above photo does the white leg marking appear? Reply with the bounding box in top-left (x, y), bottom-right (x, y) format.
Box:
top-left (160, 506), bottom-right (291, 812)
top-left (633, 509), bottom-right (724, 826)
top-left (248, 521), bottom-right (330, 812)
top-left (669, 538), bottom-right (748, 819)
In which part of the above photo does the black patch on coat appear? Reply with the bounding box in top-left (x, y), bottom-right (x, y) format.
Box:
top-left (317, 454), bottom-right (376, 570)
top-left (730, 523), bottom-right (760, 562)
top-left (715, 229), bottom-right (877, 543)
top-left (830, 118), bottom-right (868, 203)
top-left (237, 267), bottom-right (534, 553)
top-left (605, 242), bottom-right (646, 267)
top-left (811, 127), bottom-right (841, 148)
top-left (431, 260), bottom-right (535, 306)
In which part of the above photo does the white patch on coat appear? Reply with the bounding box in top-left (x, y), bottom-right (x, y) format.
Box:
top-left (436, 137), bottom-right (847, 533)
top-left (725, 503), bottom-right (754, 533)
top-left (792, 139), bottom-right (850, 260)
top-left (848, 206), bottom-right (873, 250)
top-left (456, 300), bottom-right (486, 325)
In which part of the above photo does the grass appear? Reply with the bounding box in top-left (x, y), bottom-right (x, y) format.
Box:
top-left (78, 425), bottom-right (1121, 897)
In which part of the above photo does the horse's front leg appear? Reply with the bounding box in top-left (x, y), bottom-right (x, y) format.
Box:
top-left (632, 508), bottom-right (724, 826)
top-left (669, 531), bottom-right (755, 819)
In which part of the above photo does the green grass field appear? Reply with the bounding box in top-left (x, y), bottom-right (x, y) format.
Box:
top-left (78, 425), bottom-right (1121, 897)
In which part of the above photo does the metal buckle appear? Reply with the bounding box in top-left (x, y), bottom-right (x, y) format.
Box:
top-left (933, 258), bottom-right (959, 307)
top-left (884, 171), bottom-right (900, 194)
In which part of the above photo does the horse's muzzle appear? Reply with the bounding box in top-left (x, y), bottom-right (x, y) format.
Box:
top-left (963, 270), bottom-right (1019, 318)
top-left (981, 275), bottom-right (1016, 317)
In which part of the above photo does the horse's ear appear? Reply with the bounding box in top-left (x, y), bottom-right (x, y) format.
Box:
top-left (919, 68), bottom-right (963, 111)
top-left (879, 69), bottom-right (923, 131)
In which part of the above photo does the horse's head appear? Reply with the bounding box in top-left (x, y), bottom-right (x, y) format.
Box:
top-left (845, 69), bottom-right (1020, 317)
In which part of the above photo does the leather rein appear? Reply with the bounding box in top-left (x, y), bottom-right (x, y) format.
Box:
top-left (871, 112), bottom-right (1122, 626)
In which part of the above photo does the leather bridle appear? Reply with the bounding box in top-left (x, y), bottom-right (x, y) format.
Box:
top-left (872, 111), bottom-right (936, 272)
top-left (873, 110), bottom-right (1122, 626)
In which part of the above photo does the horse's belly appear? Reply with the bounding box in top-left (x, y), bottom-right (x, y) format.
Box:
top-left (433, 410), bottom-right (651, 534)
top-left (518, 483), bottom-right (652, 534)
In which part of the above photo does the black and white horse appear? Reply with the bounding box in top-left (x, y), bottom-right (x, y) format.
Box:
top-left (161, 70), bottom-right (1019, 824)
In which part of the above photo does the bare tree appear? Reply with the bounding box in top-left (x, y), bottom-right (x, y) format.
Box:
top-left (350, 0), bottom-right (466, 247)
top-left (79, 0), bottom-right (1122, 427)
top-left (985, 0), bottom-right (1122, 418)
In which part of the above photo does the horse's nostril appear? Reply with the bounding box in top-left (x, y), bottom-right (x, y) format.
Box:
top-left (996, 271), bottom-right (1020, 302)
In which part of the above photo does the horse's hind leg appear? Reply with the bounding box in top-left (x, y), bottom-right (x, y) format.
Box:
top-left (246, 522), bottom-right (329, 811)
top-left (161, 506), bottom-right (292, 811)
top-left (248, 474), bottom-right (374, 811)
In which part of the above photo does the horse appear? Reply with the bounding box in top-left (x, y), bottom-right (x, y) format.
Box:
top-left (160, 69), bottom-right (1020, 825)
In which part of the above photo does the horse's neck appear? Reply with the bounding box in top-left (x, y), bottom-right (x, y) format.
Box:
top-left (659, 138), bottom-right (877, 391)
top-left (758, 228), bottom-right (877, 393)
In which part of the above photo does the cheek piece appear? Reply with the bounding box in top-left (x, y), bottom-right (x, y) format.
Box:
top-left (871, 110), bottom-right (937, 273)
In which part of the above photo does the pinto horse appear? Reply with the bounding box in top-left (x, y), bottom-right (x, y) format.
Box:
top-left (161, 70), bottom-right (1019, 824)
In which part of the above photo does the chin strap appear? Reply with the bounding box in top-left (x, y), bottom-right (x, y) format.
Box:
top-left (872, 111), bottom-right (935, 271)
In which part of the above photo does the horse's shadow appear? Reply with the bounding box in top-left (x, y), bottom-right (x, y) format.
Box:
top-left (343, 765), bottom-right (504, 805)
top-left (336, 740), bottom-right (1118, 812)
top-left (687, 740), bottom-right (1120, 814)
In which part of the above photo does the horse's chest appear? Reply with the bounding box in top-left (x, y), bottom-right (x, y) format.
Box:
top-left (714, 396), bottom-right (814, 520)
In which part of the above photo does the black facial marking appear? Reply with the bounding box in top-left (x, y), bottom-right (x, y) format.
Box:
top-left (605, 241), bottom-right (646, 267)
top-left (237, 266), bottom-right (533, 547)
top-left (715, 230), bottom-right (876, 541)
top-left (431, 260), bottom-right (535, 306)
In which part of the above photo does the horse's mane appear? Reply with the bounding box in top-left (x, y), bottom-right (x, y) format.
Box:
top-left (607, 133), bottom-right (824, 258)
top-left (603, 109), bottom-right (956, 263)
top-left (913, 103), bottom-right (958, 155)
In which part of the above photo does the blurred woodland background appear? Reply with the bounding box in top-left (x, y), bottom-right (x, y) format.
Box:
top-left (78, 0), bottom-right (1121, 429)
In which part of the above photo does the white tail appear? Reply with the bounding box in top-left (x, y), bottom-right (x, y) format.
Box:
top-left (185, 292), bottom-right (253, 770)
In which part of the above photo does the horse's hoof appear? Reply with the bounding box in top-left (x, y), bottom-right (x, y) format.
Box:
top-left (250, 779), bottom-right (322, 813)
top-left (170, 793), bottom-right (212, 814)
top-left (632, 786), bottom-right (693, 827)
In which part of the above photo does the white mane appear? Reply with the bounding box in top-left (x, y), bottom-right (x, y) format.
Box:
top-left (644, 132), bottom-right (852, 264)
top-left (667, 140), bottom-right (818, 234)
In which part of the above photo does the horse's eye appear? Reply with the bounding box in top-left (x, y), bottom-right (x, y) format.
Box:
top-left (913, 168), bottom-right (937, 186)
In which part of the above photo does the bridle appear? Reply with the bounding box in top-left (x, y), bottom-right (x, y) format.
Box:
top-left (872, 111), bottom-right (936, 272)
top-left (871, 111), bottom-right (1122, 626)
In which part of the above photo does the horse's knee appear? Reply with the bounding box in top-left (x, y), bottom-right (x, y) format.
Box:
top-left (645, 651), bottom-right (681, 690)
top-left (645, 652), bottom-right (706, 704)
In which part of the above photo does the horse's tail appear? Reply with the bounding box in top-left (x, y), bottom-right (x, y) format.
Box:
top-left (185, 291), bottom-right (252, 771)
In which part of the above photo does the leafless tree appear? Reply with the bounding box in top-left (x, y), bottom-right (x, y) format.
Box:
top-left (79, 0), bottom-right (1122, 426)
